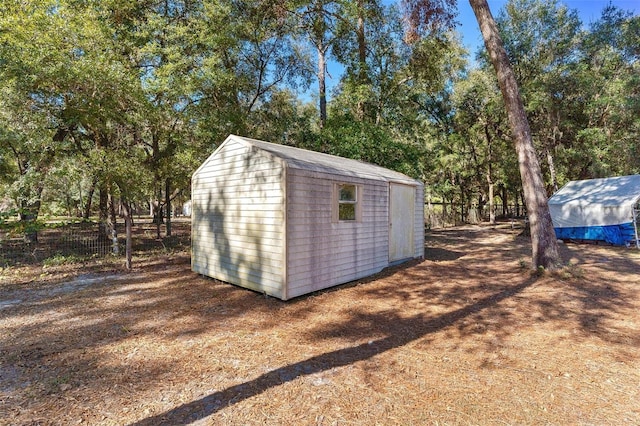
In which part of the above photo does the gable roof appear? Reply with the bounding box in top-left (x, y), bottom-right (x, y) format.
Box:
top-left (548, 175), bottom-right (640, 207)
top-left (224, 134), bottom-right (421, 186)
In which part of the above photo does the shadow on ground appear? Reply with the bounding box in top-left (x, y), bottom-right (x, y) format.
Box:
top-left (130, 276), bottom-right (538, 425)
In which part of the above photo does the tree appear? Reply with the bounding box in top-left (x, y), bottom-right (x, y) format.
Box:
top-left (317, 112), bottom-right (425, 178)
top-left (0, 0), bottom-right (106, 240)
top-left (400, 0), bottom-right (567, 266)
top-left (495, 0), bottom-right (581, 192)
top-left (573, 5), bottom-right (640, 177)
top-left (295, 0), bottom-right (340, 128)
top-left (468, 0), bottom-right (561, 269)
top-left (451, 69), bottom-right (513, 223)
top-left (0, 118), bottom-right (53, 242)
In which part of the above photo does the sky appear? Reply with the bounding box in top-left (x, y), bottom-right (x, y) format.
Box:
top-left (456, 0), bottom-right (640, 56)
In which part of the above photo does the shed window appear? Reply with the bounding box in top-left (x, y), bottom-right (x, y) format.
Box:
top-left (335, 183), bottom-right (361, 222)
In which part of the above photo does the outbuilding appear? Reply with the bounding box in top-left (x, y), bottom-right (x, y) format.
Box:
top-left (548, 175), bottom-right (640, 248)
top-left (191, 134), bottom-right (424, 300)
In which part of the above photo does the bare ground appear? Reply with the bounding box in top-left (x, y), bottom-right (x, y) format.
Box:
top-left (1, 225), bottom-right (639, 425)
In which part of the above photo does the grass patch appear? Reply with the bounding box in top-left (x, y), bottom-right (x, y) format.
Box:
top-left (42, 253), bottom-right (87, 268)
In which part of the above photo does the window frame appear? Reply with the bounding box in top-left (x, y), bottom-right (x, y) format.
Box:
top-left (333, 183), bottom-right (362, 223)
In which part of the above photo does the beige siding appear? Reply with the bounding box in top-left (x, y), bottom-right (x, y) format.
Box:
top-left (286, 168), bottom-right (389, 299)
top-left (192, 135), bottom-right (424, 300)
top-left (191, 140), bottom-right (285, 298)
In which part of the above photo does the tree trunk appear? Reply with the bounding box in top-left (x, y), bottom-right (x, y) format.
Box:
top-left (501, 185), bottom-right (507, 217)
top-left (469, 0), bottom-right (561, 269)
top-left (488, 179), bottom-right (495, 224)
top-left (165, 178), bottom-right (172, 237)
top-left (123, 200), bottom-right (133, 270)
top-left (546, 114), bottom-right (562, 193)
top-left (545, 146), bottom-right (558, 193)
top-left (356, 0), bottom-right (367, 120)
top-left (109, 192), bottom-right (118, 255)
top-left (484, 122), bottom-right (495, 224)
top-left (83, 178), bottom-right (96, 220)
top-left (153, 186), bottom-right (162, 240)
top-left (19, 199), bottom-right (41, 244)
top-left (442, 199), bottom-right (448, 227)
top-left (98, 185), bottom-right (110, 241)
top-left (459, 187), bottom-right (465, 224)
top-left (318, 42), bottom-right (327, 128)
top-left (65, 193), bottom-right (72, 218)
top-left (426, 192), bottom-right (433, 228)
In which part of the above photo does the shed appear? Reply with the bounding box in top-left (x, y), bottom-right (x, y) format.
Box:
top-left (548, 175), bottom-right (640, 248)
top-left (191, 134), bottom-right (424, 300)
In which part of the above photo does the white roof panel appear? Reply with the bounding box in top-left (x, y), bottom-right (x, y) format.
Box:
top-left (549, 175), bottom-right (640, 227)
top-left (549, 175), bottom-right (640, 207)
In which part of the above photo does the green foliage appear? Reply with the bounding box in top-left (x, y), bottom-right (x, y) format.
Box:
top-left (0, 211), bottom-right (44, 237)
top-left (317, 113), bottom-right (425, 179)
top-left (1, 0), bottom-right (638, 233)
top-left (0, 210), bottom-right (17, 228)
top-left (493, 0), bottom-right (640, 190)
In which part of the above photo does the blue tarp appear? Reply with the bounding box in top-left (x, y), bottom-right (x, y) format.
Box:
top-left (554, 222), bottom-right (636, 246)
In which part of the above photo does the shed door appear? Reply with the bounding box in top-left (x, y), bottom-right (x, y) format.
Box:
top-left (389, 183), bottom-right (415, 262)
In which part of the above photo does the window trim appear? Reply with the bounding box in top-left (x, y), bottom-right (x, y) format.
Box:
top-left (333, 183), bottom-right (362, 223)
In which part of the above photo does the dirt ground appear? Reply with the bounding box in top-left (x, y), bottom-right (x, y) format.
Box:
top-left (1, 224), bottom-right (639, 425)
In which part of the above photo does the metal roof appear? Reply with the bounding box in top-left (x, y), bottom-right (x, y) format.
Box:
top-left (229, 134), bottom-right (421, 186)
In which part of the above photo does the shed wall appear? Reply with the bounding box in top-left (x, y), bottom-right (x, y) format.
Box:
top-left (285, 168), bottom-right (390, 299)
top-left (191, 140), bottom-right (285, 298)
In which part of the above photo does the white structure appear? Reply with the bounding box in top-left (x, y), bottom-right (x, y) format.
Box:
top-left (549, 175), bottom-right (640, 248)
top-left (191, 134), bottom-right (424, 300)
top-left (182, 200), bottom-right (192, 217)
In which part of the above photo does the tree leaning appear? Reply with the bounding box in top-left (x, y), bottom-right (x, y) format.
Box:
top-left (468, 0), bottom-right (562, 269)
